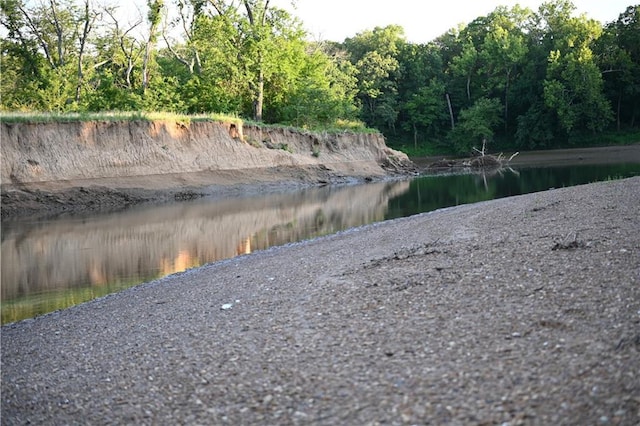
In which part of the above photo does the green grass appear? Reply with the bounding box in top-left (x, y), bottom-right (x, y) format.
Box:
top-left (0, 109), bottom-right (377, 144)
top-left (0, 111), bottom-right (378, 134)
top-left (243, 118), bottom-right (379, 134)
top-left (0, 110), bottom-right (246, 124)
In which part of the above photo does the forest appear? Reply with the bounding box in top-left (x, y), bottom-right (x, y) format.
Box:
top-left (1, 0), bottom-right (639, 155)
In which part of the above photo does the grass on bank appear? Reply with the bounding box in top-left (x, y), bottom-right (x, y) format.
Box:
top-left (0, 111), bottom-right (378, 134)
top-left (4, 111), bottom-right (636, 157)
top-left (0, 111), bottom-right (243, 125)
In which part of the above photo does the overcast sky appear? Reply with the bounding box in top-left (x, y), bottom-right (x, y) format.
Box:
top-left (270, 0), bottom-right (631, 43)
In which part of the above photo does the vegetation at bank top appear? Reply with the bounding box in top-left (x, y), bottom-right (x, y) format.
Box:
top-left (0, 111), bottom-right (240, 124)
top-left (0, 110), bottom-right (377, 135)
top-left (1, 0), bottom-right (639, 155)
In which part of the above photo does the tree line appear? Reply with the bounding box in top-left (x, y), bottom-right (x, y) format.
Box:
top-left (1, 0), bottom-right (639, 154)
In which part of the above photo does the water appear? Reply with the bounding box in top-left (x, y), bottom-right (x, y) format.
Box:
top-left (2, 160), bottom-right (639, 324)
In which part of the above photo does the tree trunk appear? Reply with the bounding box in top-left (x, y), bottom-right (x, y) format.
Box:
top-left (19, 4), bottom-right (55, 68)
top-left (142, 45), bottom-right (152, 92)
top-left (105, 8), bottom-right (141, 89)
top-left (255, 67), bottom-right (264, 122)
top-left (446, 93), bottom-right (455, 130)
top-left (244, 0), bottom-right (269, 122)
top-left (143, 1), bottom-right (164, 94)
top-left (75, 0), bottom-right (93, 103)
top-left (504, 69), bottom-right (510, 133)
top-left (617, 90), bottom-right (622, 132)
top-left (49, 0), bottom-right (64, 66)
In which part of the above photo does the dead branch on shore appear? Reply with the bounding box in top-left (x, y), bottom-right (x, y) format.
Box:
top-left (426, 148), bottom-right (519, 174)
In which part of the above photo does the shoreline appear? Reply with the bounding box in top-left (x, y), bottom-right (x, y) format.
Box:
top-left (0, 164), bottom-right (413, 220)
top-left (412, 143), bottom-right (640, 171)
top-left (2, 177), bottom-right (639, 424)
top-left (1, 119), bottom-right (417, 220)
top-left (3, 144), bottom-right (639, 220)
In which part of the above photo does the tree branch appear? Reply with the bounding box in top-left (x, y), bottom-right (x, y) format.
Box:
top-left (162, 32), bottom-right (195, 73)
top-left (48, 0), bottom-right (64, 66)
top-left (18, 4), bottom-right (55, 68)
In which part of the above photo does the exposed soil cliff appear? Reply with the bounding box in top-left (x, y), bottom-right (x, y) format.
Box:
top-left (0, 120), bottom-right (415, 218)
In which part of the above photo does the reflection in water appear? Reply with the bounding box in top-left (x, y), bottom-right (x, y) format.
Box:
top-left (2, 161), bottom-right (639, 324)
top-left (1, 181), bottom-right (409, 323)
top-left (385, 162), bottom-right (640, 220)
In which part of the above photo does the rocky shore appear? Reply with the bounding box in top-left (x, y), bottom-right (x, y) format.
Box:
top-left (2, 176), bottom-right (639, 425)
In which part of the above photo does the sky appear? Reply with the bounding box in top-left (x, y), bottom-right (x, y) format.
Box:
top-left (270, 0), bottom-right (632, 43)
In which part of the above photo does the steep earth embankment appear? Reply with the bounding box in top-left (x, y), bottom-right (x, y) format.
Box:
top-left (0, 120), bottom-right (415, 218)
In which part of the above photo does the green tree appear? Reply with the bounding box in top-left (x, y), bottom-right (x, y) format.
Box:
top-left (394, 42), bottom-right (448, 148)
top-left (403, 79), bottom-right (447, 150)
top-left (512, 0), bottom-right (611, 147)
top-left (450, 39), bottom-right (478, 103)
top-left (142, 0), bottom-right (164, 94)
top-left (179, 9), bottom-right (245, 113)
top-left (511, 3), bottom-right (560, 148)
top-left (343, 25), bottom-right (405, 132)
top-left (1, 0), bottom-right (44, 109)
top-left (164, 0), bottom-right (307, 121)
top-left (274, 42), bottom-right (358, 127)
top-left (596, 5), bottom-right (640, 130)
top-left (1, 0), bottom-right (87, 110)
top-left (86, 6), bottom-right (145, 110)
top-left (478, 6), bottom-right (530, 133)
top-left (541, 2), bottom-right (612, 135)
top-left (449, 97), bottom-right (503, 154)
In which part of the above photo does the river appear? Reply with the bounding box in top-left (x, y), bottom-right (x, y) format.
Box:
top-left (2, 146), bottom-right (639, 324)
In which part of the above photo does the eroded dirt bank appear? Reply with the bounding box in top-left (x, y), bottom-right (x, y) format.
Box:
top-left (2, 177), bottom-right (638, 425)
top-left (0, 120), bottom-right (415, 218)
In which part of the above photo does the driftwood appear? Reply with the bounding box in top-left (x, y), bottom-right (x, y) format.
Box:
top-left (423, 148), bottom-right (519, 191)
top-left (426, 153), bottom-right (518, 172)
top-left (469, 154), bottom-right (502, 169)
top-left (426, 138), bottom-right (519, 173)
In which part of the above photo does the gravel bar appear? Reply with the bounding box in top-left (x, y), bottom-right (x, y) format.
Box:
top-left (2, 177), bottom-right (639, 425)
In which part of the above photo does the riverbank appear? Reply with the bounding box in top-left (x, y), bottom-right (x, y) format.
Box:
top-left (0, 120), bottom-right (416, 219)
top-left (412, 144), bottom-right (640, 173)
top-left (0, 163), bottom-right (414, 219)
top-left (2, 176), bottom-right (638, 425)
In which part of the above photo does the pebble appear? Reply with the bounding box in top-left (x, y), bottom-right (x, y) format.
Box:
top-left (2, 177), bottom-right (639, 425)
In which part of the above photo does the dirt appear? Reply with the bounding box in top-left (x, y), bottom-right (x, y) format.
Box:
top-left (0, 164), bottom-right (410, 219)
top-left (5, 142), bottom-right (637, 220)
top-left (2, 176), bottom-right (639, 425)
top-left (1, 120), bottom-right (416, 219)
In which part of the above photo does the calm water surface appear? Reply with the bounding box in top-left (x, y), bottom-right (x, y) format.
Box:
top-left (2, 159), bottom-right (639, 323)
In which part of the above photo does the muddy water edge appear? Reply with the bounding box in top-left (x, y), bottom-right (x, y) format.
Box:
top-left (2, 145), bottom-right (640, 324)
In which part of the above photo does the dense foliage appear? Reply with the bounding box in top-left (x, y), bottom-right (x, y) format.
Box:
top-left (1, 0), bottom-right (639, 153)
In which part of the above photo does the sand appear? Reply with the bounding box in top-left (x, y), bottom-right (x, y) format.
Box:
top-left (2, 176), bottom-right (639, 425)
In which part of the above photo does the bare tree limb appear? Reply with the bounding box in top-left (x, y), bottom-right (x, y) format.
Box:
top-left (48, 0), bottom-right (65, 66)
top-left (76, 0), bottom-right (98, 102)
top-left (162, 32), bottom-right (195, 73)
top-left (104, 7), bottom-right (143, 88)
top-left (18, 4), bottom-right (56, 68)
